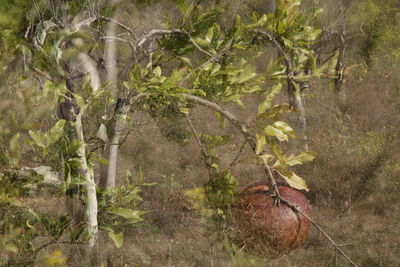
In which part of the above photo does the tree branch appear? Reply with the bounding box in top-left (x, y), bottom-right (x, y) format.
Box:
top-left (98, 15), bottom-right (136, 38)
top-left (181, 93), bottom-right (358, 266)
top-left (184, 113), bottom-right (213, 178)
top-left (137, 29), bottom-right (184, 49)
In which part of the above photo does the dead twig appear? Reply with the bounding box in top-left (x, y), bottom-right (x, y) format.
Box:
top-left (137, 29), bottom-right (184, 49)
top-left (228, 140), bottom-right (247, 169)
top-left (98, 15), bottom-right (136, 38)
top-left (184, 113), bottom-right (213, 178)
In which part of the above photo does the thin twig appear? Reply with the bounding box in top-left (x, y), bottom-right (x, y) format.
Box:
top-left (98, 15), bottom-right (136, 38)
top-left (257, 31), bottom-right (291, 64)
top-left (184, 113), bottom-right (213, 178)
top-left (228, 140), bottom-right (247, 169)
top-left (137, 29), bottom-right (184, 49)
top-left (101, 35), bottom-right (136, 54)
top-left (280, 197), bottom-right (358, 267)
top-left (187, 33), bottom-right (214, 58)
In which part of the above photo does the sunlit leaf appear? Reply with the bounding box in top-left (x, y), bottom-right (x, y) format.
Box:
top-left (258, 153), bottom-right (274, 164)
top-left (275, 168), bottom-right (309, 191)
top-left (257, 83), bottom-right (282, 116)
top-left (153, 66), bottom-right (162, 77)
top-left (255, 132), bottom-right (266, 154)
top-left (47, 120), bottom-right (66, 145)
top-left (108, 231), bottom-right (123, 248)
top-left (286, 151), bottom-right (317, 166)
top-left (273, 121), bottom-right (295, 139)
top-left (108, 207), bottom-right (144, 220)
top-left (265, 125), bottom-right (288, 141)
top-left (29, 130), bottom-right (47, 148)
top-left (205, 26), bottom-right (214, 43)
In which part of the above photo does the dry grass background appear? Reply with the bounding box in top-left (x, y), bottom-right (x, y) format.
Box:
top-left (4, 0), bottom-right (400, 266)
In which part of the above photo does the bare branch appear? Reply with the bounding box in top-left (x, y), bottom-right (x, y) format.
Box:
top-left (137, 29), bottom-right (184, 49)
top-left (257, 31), bottom-right (291, 64)
top-left (228, 140), bottom-right (247, 169)
top-left (279, 197), bottom-right (358, 267)
top-left (98, 15), bottom-right (136, 38)
top-left (184, 113), bottom-right (213, 178)
top-left (188, 35), bottom-right (214, 58)
top-left (101, 36), bottom-right (135, 54)
top-left (71, 17), bottom-right (97, 34)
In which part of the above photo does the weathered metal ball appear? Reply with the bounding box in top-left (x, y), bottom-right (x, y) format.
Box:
top-left (230, 182), bottom-right (312, 258)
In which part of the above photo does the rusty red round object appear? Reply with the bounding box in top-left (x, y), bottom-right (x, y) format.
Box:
top-left (230, 182), bottom-right (312, 258)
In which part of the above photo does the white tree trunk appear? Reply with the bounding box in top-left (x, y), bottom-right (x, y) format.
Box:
top-left (74, 113), bottom-right (98, 247)
top-left (100, 2), bottom-right (125, 188)
top-left (100, 114), bottom-right (126, 188)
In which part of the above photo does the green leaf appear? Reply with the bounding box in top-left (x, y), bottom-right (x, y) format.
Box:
top-left (99, 225), bottom-right (114, 232)
top-left (282, 37), bottom-right (293, 49)
top-left (245, 14), bottom-right (268, 29)
top-left (29, 130), bottom-right (47, 148)
top-left (257, 83), bottom-right (282, 116)
top-left (255, 133), bottom-right (266, 154)
top-left (71, 92), bottom-right (85, 110)
top-left (153, 66), bottom-right (162, 77)
top-left (193, 37), bottom-right (210, 47)
top-left (286, 151), bottom-right (317, 166)
top-left (276, 168), bottom-right (309, 191)
top-left (205, 26), bottom-right (214, 43)
top-left (108, 207), bottom-right (143, 220)
top-left (258, 153), bottom-right (274, 164)
top-left (273, 121), bottom-right (295, 139)
top-left (9, 133), bottom-right (20, 152)
top-left (180, 107), bottom-right (189, 114)
top-left (108, 232), bottom-right (123, 248)
top-left (70, 225), bottom-right (85, 243)
top-left (47, 120), bottom-right (66, 145)
top-left (307, 28), bottom-right (322, 41)
top-left (264, 125), bottom-right (288, 141)
top-left (258, 104), bottom-right (291, 120)
top-left (177, 56), bottom-right (193, 68)
top-left (214, 112), bottom-right (225, 128)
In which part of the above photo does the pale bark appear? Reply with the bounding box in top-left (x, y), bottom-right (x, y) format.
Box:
top-left (76, 52), bottom-right (101, 91)
top-left (100, 3), bottom-right (123, 188)
top-left (74, 113), bottom-right (98, 248)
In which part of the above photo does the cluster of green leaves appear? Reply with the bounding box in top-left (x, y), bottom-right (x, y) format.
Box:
top-left (205, 171), bottom-right (237, 216)
top-left (0, 200), bottom-right (38, 265)
top-left (97, 171), bottom-right (153, 248)
top-left (243, 0), bottom-right (324, 191)
top-left (0, 169), bottom-right (70, 265)
top-left (0, 170), bottom-right (43, 198)
top-left (28, 209), bottom-right (72, 243)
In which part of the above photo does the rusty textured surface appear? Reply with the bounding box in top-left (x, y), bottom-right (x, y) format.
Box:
top-left (231, 182), bottom-right (312, 258)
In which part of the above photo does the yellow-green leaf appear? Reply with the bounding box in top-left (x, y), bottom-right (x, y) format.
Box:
top-left (273, 121), bottom-right (295, 139)
top-left (205, 26), bottom-right (214, 43)
top-left (265, 125), bottom-right (288, 141)
top-left (257, 83), bottom-right (282, 116)
top-left (108, 232), bottom-right (123, 248)
top-left (259, 153), bottom-right (274, 164)
top-left (276, 168), bottom-right (309, 191)
top-left (255, 133), bottom-right (266, 154)
top-left (286, 151), bottom-right (317, 166)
